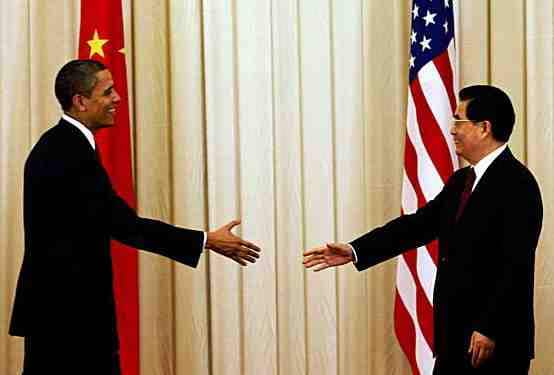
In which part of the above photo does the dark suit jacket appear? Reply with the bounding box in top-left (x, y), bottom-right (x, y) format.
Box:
top-left (351, 148), bottom-right (542, 366)
top-left (9, 119), bottom-right (204, 371)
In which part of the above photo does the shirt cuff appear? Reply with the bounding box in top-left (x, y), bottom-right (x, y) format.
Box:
top-left (348, 243), bottom-right (358, 264)
top-left (202, 232), bottom-right (207, 251)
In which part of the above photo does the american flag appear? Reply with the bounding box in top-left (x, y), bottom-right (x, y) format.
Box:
top-left (395, 1), bottom-right (458, 374)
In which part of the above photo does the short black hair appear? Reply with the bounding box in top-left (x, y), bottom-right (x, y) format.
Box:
top-left (54, 59), bottom-right (107, 111)
top-left (458, 85), bottom-right (515, 142)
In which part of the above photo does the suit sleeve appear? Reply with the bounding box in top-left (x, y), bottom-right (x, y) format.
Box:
top-left (473, 177), bottom-right (543, 340)
top-left (107, 188), bottom-right (205, 268)
top-left (351, 176), bottom-right (454, 271)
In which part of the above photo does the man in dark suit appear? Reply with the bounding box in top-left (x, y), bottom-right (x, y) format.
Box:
top-left (9, 59), bottom-right (261, 374)
top-left (303, 85), bottom-right (542, 374)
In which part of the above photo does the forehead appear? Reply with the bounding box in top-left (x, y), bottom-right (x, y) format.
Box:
top-left (455, 100), bottom-right (469, 117)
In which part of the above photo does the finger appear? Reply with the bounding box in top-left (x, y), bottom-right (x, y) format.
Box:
top-left (480, 348), bottom-right (491, 364)
top-left (240, 240), bottom-right (261, 252)
top-left (475, 348), bottom-right (487, 368)
top-left (245, 249), bottom-right (260, 259)
top-left (241, 255), bottom-right (257, 263)
top-left (471, 344), bottom-right (481, 368)
top-left (304, 258), bottom-right (327, 269)
top-left (304, 258), bottom-right (326, 268)
top-left (468, 333), bottom-right (474, 354)
top-left (303, 246), bottom-right (326, 257)
top-left (225, 219), bottom-right (241, 231)
top-left (232, 255), bottom-right (247, 266)
top-left (314, 263), bottom-right (331, 272)
top-left (303, 255), bottom-right (324, 264)
top-left (326, 243), bottom-right (344, 250)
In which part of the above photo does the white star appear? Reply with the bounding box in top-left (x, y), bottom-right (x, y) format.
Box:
top-left (411, 31), bottom-right (417, 44)
top-left (410, 55), bottom-right (416, 68)
top-left (420, 35), bottom-right (432, 51)
top-left (445, 0), bottom-right (450, 7)
top-left (443, 21), bottom-right (449, 33)
top-left (412, 4), bottom-right (419, 19)
top-left (423, 10), bottom-right (437, 26)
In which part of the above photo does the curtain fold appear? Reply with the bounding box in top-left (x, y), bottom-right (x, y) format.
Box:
top-left (1, 1), bottom-right (553, 374)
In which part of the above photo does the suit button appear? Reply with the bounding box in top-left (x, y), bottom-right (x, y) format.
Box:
top-left (440, 257), bottom-right (446, 263)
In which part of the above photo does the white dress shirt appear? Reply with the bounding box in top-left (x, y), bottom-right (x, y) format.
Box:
top-left (62, 113), bottom-right (96, 150)
top-left (471, 143), bottom-right (507, 192)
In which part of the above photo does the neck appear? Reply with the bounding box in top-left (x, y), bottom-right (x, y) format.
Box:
top-left (466, 141), bottom-right (505, 165)
top-left (65, 110), bottom-right (96, 133)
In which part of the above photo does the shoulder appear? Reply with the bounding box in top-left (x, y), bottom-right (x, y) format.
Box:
top-left (25, 120), bottom-right (94, 176)
top-left (492, 151), bottom-right (542, 208)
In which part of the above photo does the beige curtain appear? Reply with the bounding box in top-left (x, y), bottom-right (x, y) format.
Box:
top-left (1, 1), bottom-right (553, 374)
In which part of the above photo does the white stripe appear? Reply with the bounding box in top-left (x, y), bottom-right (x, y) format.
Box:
top-left (401, 170), bottom-right (418, 215)
top-left (416, 246), bottom-right (437, 305)
top-left (415, 331), bottom-right (436, 375)
top-left (447, 41), bottom-right (459, 99)
top-left (417, 61), bottom-right (458, 169)
top-left (406, 93), bottom-right (443, 201)
top-left (396, 257), bottom-right (435, 374)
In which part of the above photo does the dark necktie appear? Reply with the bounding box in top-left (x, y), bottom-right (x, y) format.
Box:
top-left (455, 167), bottom-right (476, 222)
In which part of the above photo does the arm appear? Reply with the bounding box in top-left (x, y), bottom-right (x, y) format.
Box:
top-left (304, 175), bottom-right (453, 272)
top-left (472, 178), bottom-right (542, 343)
top-left (107, 188), bottom-right (205, 267)
top-left (108, 189), bottom-right (261, 267)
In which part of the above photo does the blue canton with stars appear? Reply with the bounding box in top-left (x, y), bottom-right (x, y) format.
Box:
top-left (409, 0), bottom-right (455, 83)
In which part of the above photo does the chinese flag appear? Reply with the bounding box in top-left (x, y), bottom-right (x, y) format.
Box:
top-left (78, 1), bottom-right (139, 374)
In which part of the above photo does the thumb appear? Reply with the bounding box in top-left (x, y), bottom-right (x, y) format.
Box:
top-left (468, 332), bottom-right (474, 353)
top-left (225, 219), bottom-right (241, 231)
top-left (327, 243), bottom-right (346, 252)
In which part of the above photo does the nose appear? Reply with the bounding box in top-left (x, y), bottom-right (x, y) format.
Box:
top-left (112, 89), bottom-right (121, 103)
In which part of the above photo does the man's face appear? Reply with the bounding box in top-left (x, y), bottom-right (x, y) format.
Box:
top-left (450, 100), bottom-right (485, 163)
top-left (82, 69), bottom-right (120, 130)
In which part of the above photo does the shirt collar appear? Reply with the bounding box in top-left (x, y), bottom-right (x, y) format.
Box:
top-left (471, 143), bottom-right (507, 191)
top-left (62, 113), bottom-right (96, 150)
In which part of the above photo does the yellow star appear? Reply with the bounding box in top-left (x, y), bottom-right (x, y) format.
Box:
top-left (118, 48), bottom-right (125, 55)
top-left (87, 29), bottom-right (109, 58)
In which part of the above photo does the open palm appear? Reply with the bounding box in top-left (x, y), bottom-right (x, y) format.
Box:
top-left (303, 243), bottom-right (353, 271)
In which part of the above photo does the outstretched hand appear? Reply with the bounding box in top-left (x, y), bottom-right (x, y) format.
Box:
top-left (206, 220), bottom-right (261, 266)
top-left (303, 243), bottom-right (353, 271)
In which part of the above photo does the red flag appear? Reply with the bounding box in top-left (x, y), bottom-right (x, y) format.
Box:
top-left (78, 1), bottom-right (139, 374)
top-left (395, 1), bottom-right (458, 374)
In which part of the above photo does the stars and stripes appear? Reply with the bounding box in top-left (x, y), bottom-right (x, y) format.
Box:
top-left (394, 1), bottom-right (458, 374)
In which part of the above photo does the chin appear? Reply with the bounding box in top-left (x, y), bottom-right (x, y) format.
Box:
top-left (98, 122), bottom-right (115, 129)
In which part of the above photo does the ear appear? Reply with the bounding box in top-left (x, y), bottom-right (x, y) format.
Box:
top-left (72, 94), bottom-right (87, 112)
top-left (481, 120), bottom-right (493, 137)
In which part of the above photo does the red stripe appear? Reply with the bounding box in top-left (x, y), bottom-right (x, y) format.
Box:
top-left (426, 239), bottom-right (439, 266)
top-left (410, 79), bottom-right (454, 184)
top-left (394, 291), bottom-right (421, 375)
top-left (433, 51), bottom-right (457, 112)
top-left (404, 137), bottom-right (439, 267)
top-left (404, 136), bottom-right (428, 210)
top-left (402, 250), bottom-right (435, 352)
